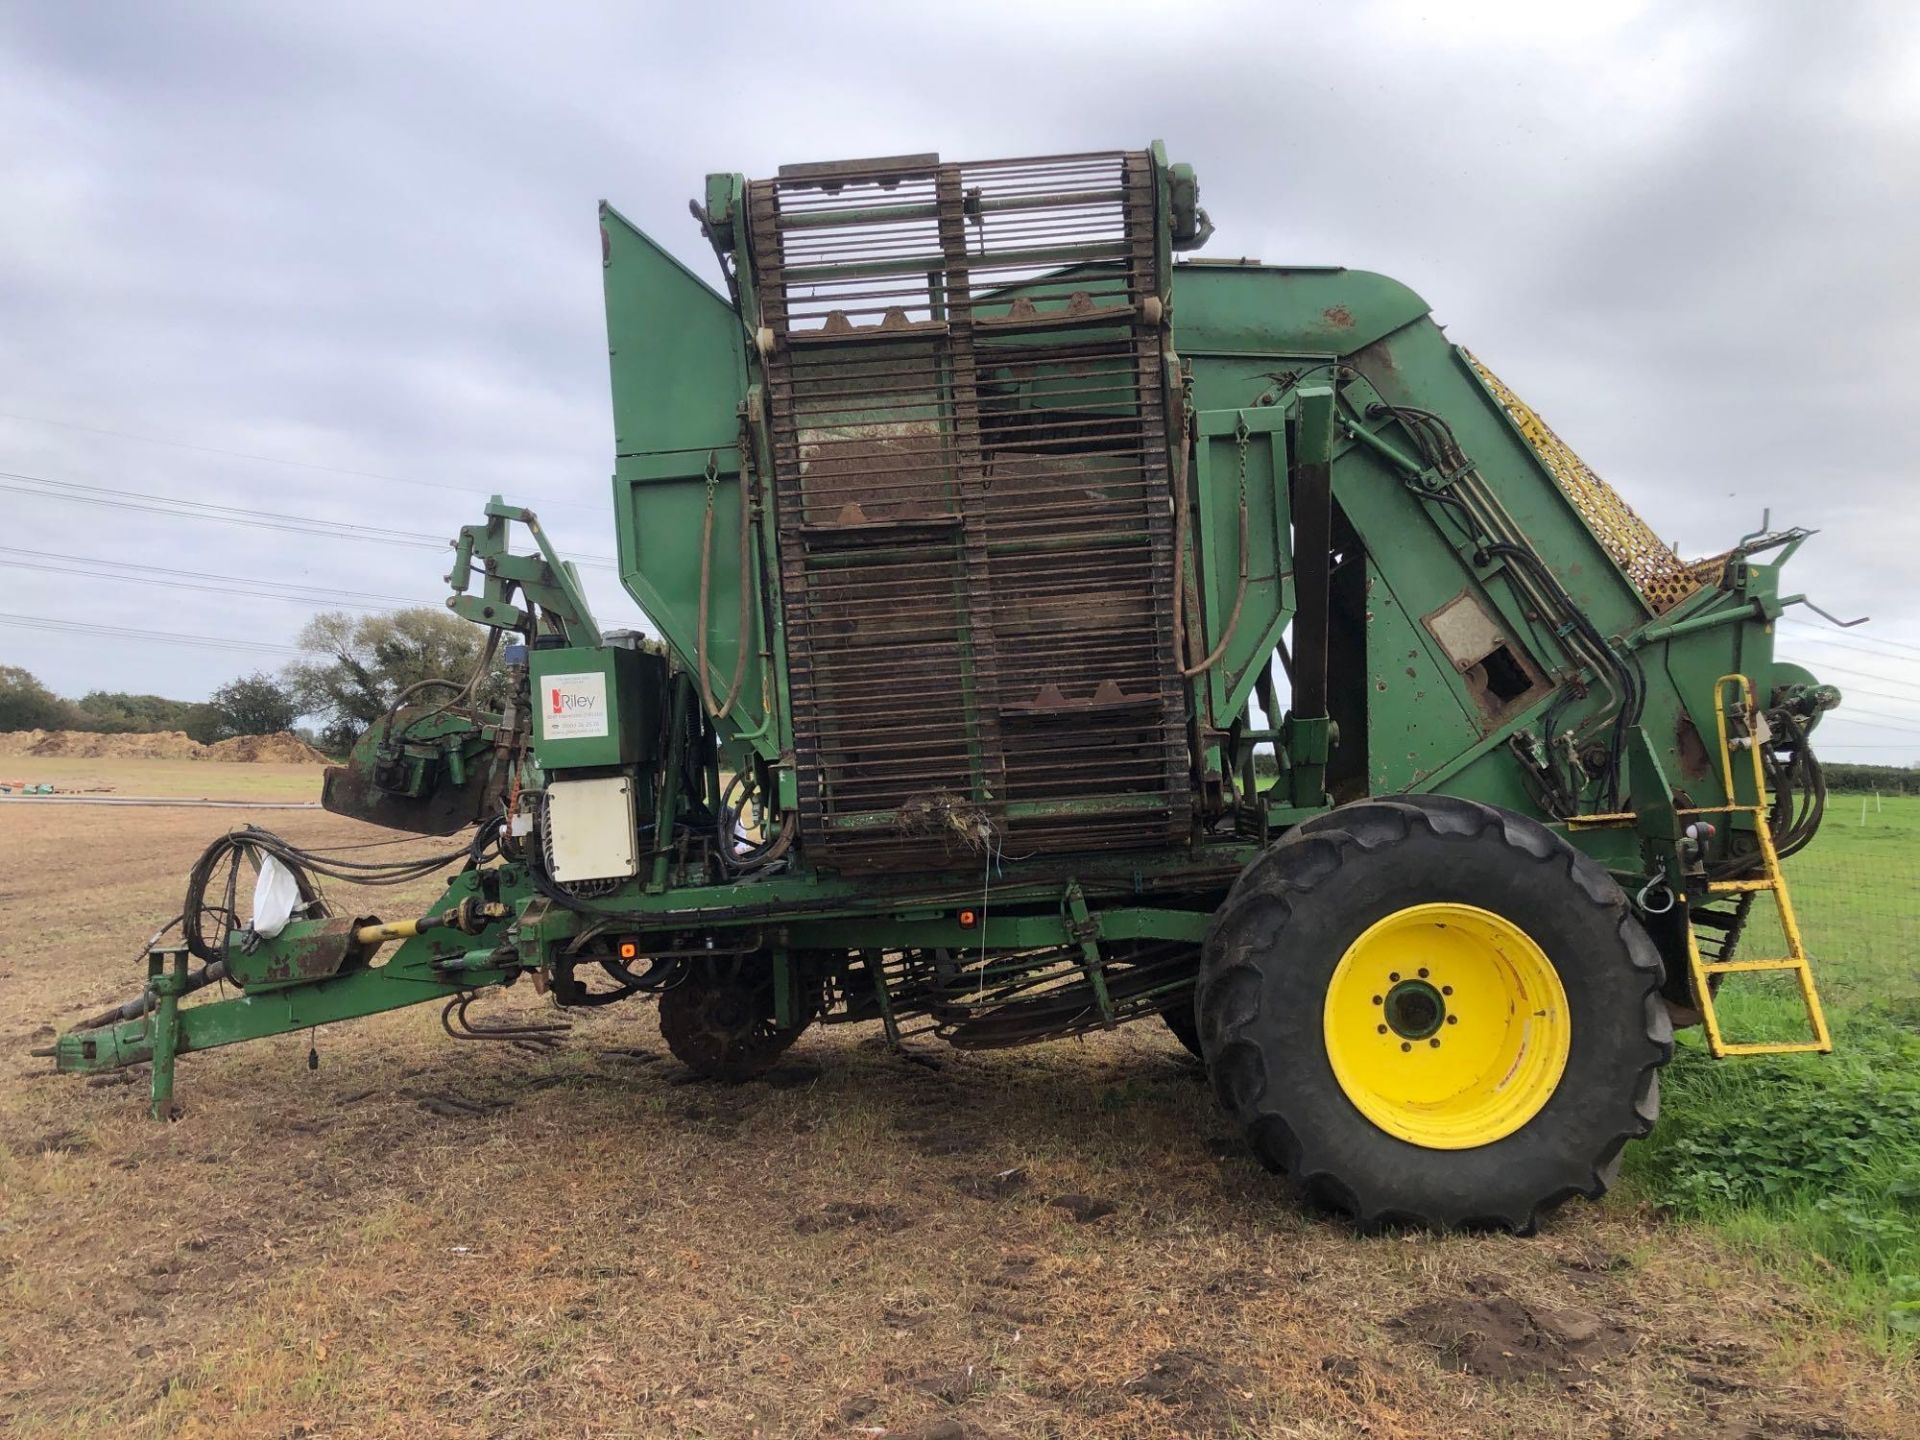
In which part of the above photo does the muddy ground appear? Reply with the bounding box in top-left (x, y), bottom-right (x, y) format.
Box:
top-left (0, 775), bottom-right (1912, 1438)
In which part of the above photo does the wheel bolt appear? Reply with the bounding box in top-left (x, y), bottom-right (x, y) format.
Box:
top-left (1389, 972), bottom-right (1401, 983)
top-left (1446, 1015), bottom-right (1458, 1025)
top-left (1418, 967), bottom-right (1430, 978)
top-left (1429, 1038), bottom-right (1441, 1048)
top-left (1441, 985), bottom-right (1453, 996)
top-left (1399, 1041), bottom-right (1411, 1052)
top-left (1377, 1024), bottom-right (1387, 1034)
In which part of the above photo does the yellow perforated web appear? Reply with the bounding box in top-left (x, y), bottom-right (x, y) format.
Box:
top-left (1464, 351), bottom-right (1704, 614)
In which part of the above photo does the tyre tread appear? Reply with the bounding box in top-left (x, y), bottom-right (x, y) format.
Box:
top-left (1197, 796), bottom-right (1671, 1232)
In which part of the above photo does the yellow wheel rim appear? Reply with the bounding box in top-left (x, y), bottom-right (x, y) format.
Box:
top-left (1322, 902), bottom-right (1570, 1150)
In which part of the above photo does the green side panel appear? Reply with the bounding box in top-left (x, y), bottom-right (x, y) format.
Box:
top-left (1172, 264), bottom-right (1432, 359)
top-left (1191, 406), bottom-right (1293, 722)
top-left (1173, 264), bottom-right (1647, 645)
top-left (600, 203), bottom-right (773, 754)
top-left (610, 449), bottom-right (774, 757)
top-left (1175, 261), bottom-right (1677, 820)
top-left (1324, 441), bottom-right (1559, 729)
top-left (601, 202), bottom-right (744, 457)
top-left (1359, 557), bottom-right (1481, 792)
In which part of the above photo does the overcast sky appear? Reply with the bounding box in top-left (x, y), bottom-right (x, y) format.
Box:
top-left (3, 1), bottom-right (1917, 761)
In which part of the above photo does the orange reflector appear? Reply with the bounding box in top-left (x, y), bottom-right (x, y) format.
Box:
top-left (619, 941), bottom-right (637, 959)
top-left (958, 909), bottom-right (979, 929)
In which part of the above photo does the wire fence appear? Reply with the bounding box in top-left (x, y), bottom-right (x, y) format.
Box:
top-left (1726, 789), bottom-right (1920, 1039)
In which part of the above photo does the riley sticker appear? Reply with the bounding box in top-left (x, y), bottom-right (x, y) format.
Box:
top-left (542, 671), bottom-right (610, 740)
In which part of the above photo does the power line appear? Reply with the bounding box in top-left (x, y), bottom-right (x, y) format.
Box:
top-left (1837, 708), bottom-right (1920, 728)
top-left (1781, 616), bottom-right (1920, 658)
top-left (1, 469), bottom-right (619, 569)
top-left (2, 472), bottom-right (449, 550)
top-left (0, 408), bottom-right (604, 517)
top-left (1823, 711), bottom-right (1920, 737)
top-left (0, 546), bottom-right (428, 603)
top-left (1806, 660), bottom-right (1920, 698)
top-left (0, 556), bottom-right (434, 613)
top-left (1779, 629), bottom-right (1920, 665)
top-left (1, 546), bottom-right (420, 594)
top-left (1831, 683), bottom-right (1920, 708)
top-left (0, 612), bottom-right (305, 657)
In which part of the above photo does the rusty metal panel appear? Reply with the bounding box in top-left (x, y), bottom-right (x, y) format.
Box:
top-left (746, 151), bottom-right (1189, 867)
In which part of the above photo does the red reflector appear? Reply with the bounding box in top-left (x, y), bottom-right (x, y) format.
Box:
top-left (619, 941), bottom-right (637, 959)
top-left (958, 909), bottom-right (978, 929)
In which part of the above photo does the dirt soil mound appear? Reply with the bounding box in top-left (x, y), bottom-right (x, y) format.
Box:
top-left (1391, 1285), bottom-right (1633, 1381)
top-left (0, 729), bottom-right (206, 760)
top-left (201, 732), bottom-right (330, 764)
top-left (0, 729), bottom-right (47, 756)
top-left (0, 729), bottom-right (328, 763)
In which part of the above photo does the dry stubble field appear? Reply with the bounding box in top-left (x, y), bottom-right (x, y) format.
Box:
top-left (0, 761), bottom-right (1913, 1439)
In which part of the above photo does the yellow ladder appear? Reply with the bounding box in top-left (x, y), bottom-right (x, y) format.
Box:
top-left (1678, 675), bottom-right (1833, 1058)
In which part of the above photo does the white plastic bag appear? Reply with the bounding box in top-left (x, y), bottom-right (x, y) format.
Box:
top-left (251, 854), bottom-right (301, 938)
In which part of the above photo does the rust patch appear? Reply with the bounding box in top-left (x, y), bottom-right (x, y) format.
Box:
top-left (1675, 715), bottom-right (1712, 780)
top-left (1349, 336), bottom-right (1398, 375)
top-left (1322, 304), bottom-right (1354, 328)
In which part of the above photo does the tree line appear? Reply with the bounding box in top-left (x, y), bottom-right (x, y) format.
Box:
top-left (1822, 761), bottom-right (1920, 796)
top-left (2, 607), bottom-right (501, 755)
top-left (0, 666), bottom-right (293, 743)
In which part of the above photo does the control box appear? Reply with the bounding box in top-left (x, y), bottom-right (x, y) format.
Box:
top-left (526, 643), bottom-right (664, 771)
top-left (543, 775), bottom-right (639, 881)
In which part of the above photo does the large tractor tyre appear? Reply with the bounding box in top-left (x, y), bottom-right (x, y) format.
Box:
top-left (658, 962), bottom-right (810, 1082)
top-left (1159, 995), bottom-right (1204, 1060)
top-left (1226, 791), bottom-right (1488, 905)
top-left (1197, 797), bottom-right (1672, 1232)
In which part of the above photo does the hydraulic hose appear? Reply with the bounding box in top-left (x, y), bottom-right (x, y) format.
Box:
top-left (1181, 482), bottom-right (1250, 680)
top-left (1169, 410), bottom-right (1198, 670)
top-left (715, 769), bottom-right (796, 872)
top-left (1355, 380), bottom-right (1640, 808)
top-left (1479, 540), bottom-right (1642, 802)
top-left (180, 827), bottom-right (476, 964)
top-left (1169, 405), bottom-right (1257, 681)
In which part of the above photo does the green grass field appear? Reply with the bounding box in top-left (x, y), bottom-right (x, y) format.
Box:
top-left (1624, 791), bottom-right (1920, 1339)
top-left (1788, 790), bottom-right (1920, 1009)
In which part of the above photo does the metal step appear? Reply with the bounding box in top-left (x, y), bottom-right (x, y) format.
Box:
top-left (1679, 675), bottom-right (1832, 1058)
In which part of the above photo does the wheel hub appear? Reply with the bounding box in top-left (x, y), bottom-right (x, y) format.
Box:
top-left (1324, 902), bottom-right (1571, 1150)
top-left (1381, 978), bottom-right (1446, 1041)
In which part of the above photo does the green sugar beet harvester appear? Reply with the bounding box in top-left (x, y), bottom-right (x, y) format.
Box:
top-left (50, 144), bottom-right (1853, 1231)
